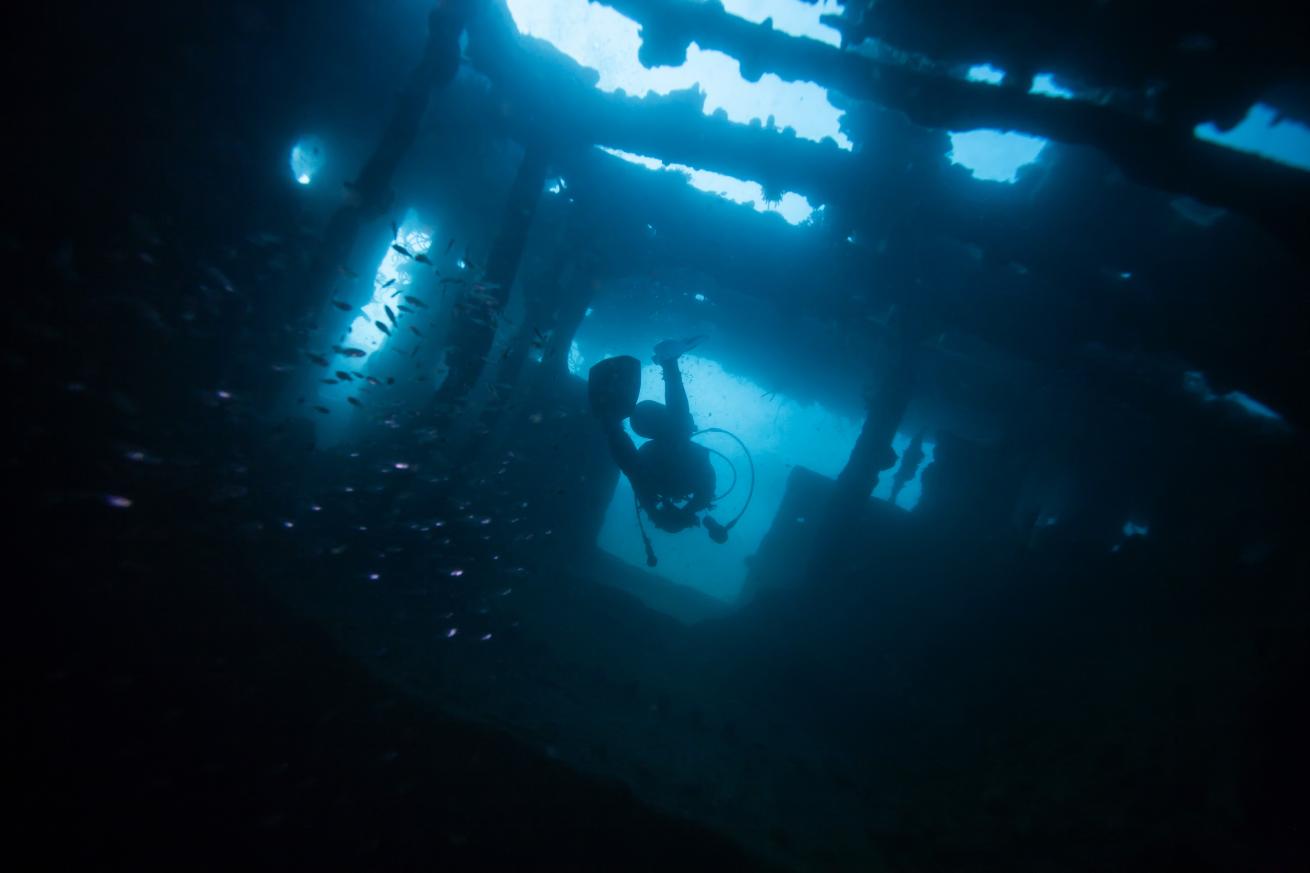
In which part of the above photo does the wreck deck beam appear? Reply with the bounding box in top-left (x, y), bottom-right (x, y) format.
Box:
top-left (598, 0), bottom-right (1309, 249)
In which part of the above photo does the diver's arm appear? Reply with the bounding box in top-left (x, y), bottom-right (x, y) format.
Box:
top-left (601, 419), bottom-right (641, 478)
top-left (661, 360), bottom-right (694, 438)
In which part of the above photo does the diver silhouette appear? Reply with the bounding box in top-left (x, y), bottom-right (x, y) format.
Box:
top-left (590, 339), bottom-right (715, 541)
top-left (589, 339), bottom-right (757, 566)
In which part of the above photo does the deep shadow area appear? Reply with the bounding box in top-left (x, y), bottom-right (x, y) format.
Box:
top-left (20, 490), bottom-right (772, 871)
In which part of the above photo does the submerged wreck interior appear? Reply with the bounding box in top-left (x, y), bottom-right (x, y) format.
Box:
top-left (16, 1), bottom-right (1310, 870)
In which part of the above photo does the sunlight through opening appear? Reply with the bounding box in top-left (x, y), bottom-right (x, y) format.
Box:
top-left (1195, 103), bottom-right (1310, 171)
top-left (598, 146), bottom-right (815, 224)
top-left (948, 130), bottom-right (1048, 182)
top-left (506, 0), bottom-right (851, 150)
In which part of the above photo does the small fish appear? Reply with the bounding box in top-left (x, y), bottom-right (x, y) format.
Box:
top-left (313, 405), bottom-right (331, 414)
top-left (384, 305), bottom-right (397, 325)
top-left (334, 345), bottom-right (367, 358)
top-left (307, 353), bottom-right (329, 367)
top-left (380, 278), bottom-right (396, 289)
top-left (391, 220), bottom-right (399, 240)
top-left (391, 243), bottom-right (413, 259)
top-left (409, 326), bottom-right (423, 337)
top-left (397, 305), bottom-right (415, 314)
top-left (387, 377), bottom-right (395, 385)
top-left (347, 397), bottom-right (362, 407)
top-left (336, 371), bottom-right (353, 381)
top-left (444, 237), bottom-right (456, 254)
top-left (390, 287), bottom-right (404, 298)
top-left (404, 295), bottom-right (427, 308)
top-left (331, 300), bottom-right (352, 311)
top-left (375, 320), bottom-right (391, 336)
top-left (338, 265), bottom-right (358, 279)
top-left (415, 253), bottom-right (433, 266)
top-left (365, 376), bottom-right (381, 386)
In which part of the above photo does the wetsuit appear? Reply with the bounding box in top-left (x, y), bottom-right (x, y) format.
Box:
top-left (601, 360), bottom-right (715, 532)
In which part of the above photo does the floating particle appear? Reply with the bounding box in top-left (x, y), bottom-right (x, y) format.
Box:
top-left (446, 628), bottom-right (458, 638)
top-left (449, 568), bottom-right (464, 577)
top-left (105, 495), bottom-right (133, 509)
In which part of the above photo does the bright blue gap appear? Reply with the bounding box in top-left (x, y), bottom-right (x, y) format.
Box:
top-left (1195, 103), bottom-right (1310, 171)
top-left (948, 130), bottom-right (1047, 182)
top-left (598, 146), bottom-right (815, 224)
top-left (1030, 73), bottom-right (1074, 99)
top-left (967, 64), bottom-right (1005, 85)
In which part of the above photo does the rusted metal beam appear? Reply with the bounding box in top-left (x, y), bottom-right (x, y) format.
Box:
top-left (598, 0), bottom-right (1309, 249)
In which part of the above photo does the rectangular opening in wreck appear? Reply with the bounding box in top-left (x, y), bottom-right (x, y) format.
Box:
top-left (570, 313), bottom-right (935, 604)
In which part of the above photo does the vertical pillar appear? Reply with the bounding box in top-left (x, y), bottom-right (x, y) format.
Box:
top-left (812, 306), bottom-right (922, 565)
top-left (427, 141), bottom-right (550, 418)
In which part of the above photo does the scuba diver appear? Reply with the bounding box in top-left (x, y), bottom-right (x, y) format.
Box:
top-left (588, 338), bottom-right (753, 566)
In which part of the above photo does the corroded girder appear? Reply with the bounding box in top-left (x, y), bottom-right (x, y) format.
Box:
top-left (596, 0), bottom-right (1309, 248)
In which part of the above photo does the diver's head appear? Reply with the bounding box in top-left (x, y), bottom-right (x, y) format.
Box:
top-left (631, 400), bottom-right (671, 439)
